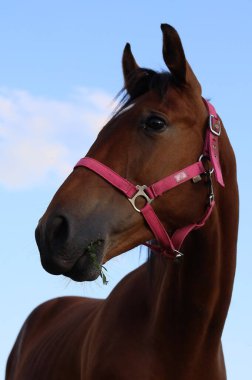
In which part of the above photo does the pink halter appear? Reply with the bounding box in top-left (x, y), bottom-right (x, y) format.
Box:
top-left (75, 99), bottom-right (224, 259)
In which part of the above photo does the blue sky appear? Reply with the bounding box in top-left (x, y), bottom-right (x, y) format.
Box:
top-left (1, 1), bottom-right (251, 379)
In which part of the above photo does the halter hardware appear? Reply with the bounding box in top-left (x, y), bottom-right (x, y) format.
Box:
top-left (198, 154), bottom-right (215, 205)
top-left (172, 249), bottom-right (184, 259)
top-left (206, 168), bottom-right (215, 205)
top-left (128, 185), bottom-right (153, 212)
top-left (74, 99), bottom-right (224, 260)
top-left (209, 114), bottom-right (221, 136)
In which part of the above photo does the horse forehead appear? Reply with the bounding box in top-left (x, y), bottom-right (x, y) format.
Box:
top-left (111, 89), bottom-right (192, 127)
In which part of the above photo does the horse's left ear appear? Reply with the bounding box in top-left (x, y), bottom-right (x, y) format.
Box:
top-left (161, 24), bottom-right (201, 92)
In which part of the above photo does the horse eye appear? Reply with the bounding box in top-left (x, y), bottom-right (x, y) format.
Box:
top-left (144, 116), bottom-right (167, 132)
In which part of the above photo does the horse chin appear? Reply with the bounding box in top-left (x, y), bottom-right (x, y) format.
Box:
top-left (40, 239), bottom-right (105, 282)
top-left (64, 253), bottom-right (102, 282)
top-left (62, 240), bottom-right (105, 282)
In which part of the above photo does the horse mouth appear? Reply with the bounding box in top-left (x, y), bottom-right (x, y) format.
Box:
top-left (64, 239), bottom-right (105, 282)
top-left (39, 238), bottom-right (105, 282)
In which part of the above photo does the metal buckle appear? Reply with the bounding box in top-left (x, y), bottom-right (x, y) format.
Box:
top-left (209, 114), bottom-right (221, 136)
top-left (128, 185), bottom-right (153, 212)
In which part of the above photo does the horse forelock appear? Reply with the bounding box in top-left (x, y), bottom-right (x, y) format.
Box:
top-left (113, 69), bottom-right (176, 117)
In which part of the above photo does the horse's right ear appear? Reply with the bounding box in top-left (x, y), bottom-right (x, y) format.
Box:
top-left (122, 43), bottom-right (140, 91)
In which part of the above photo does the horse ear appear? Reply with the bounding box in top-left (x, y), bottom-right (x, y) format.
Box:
top-left (161, 24), bottom-right (201, 92)
top-left (122, 43), bottom-right (140, 90)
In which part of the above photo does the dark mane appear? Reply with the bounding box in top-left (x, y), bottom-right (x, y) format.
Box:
top-left (114, 69), bottom-right (175, 115)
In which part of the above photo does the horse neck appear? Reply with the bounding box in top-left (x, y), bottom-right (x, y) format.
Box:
top-left (147, 128), bottom-right (239, 350)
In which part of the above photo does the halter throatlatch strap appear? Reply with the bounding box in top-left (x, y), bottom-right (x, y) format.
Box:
top-left (74, 99), bottom-right (224, 259)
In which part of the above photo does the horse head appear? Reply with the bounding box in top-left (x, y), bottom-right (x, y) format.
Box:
top-left (35, 25), bottom-right (231, 282)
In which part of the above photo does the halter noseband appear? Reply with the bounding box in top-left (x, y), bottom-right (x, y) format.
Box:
top-left (75, 99), bottom-right (224, 259)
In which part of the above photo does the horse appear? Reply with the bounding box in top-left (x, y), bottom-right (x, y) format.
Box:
top-left (6, 24), bottom-right (239, 380)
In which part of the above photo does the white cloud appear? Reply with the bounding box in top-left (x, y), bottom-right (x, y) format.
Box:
top-left (0, 87), bottom-right (114, 189)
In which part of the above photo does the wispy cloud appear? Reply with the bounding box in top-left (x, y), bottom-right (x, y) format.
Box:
top-left (0, 87), bottom-right (114, 189)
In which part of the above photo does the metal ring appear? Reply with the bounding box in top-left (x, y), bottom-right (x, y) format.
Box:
top-left (198, 155), bottom-right (214, 175)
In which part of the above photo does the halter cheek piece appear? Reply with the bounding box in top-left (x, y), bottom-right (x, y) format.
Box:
top-left (75, 99), bottom-right (224, 259)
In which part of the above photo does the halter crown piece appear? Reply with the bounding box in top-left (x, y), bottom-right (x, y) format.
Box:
top-left (75, 99), bottom-right (224, 259)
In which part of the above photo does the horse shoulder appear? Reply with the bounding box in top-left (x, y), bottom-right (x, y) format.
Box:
top-left (6, 296), bottom-right (102, 380)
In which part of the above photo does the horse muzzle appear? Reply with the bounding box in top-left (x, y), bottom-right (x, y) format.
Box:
top-left (35, 213), bottom-right (106, 282)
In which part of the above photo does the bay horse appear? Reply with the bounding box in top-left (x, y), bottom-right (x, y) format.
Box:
top-left (6, 24), bottom-right (238, 380)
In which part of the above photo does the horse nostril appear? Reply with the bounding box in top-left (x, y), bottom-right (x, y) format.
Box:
top-left (49, 216), bottom-right (69, 250)
top-left (35, 215), bottom-right (72, 275)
